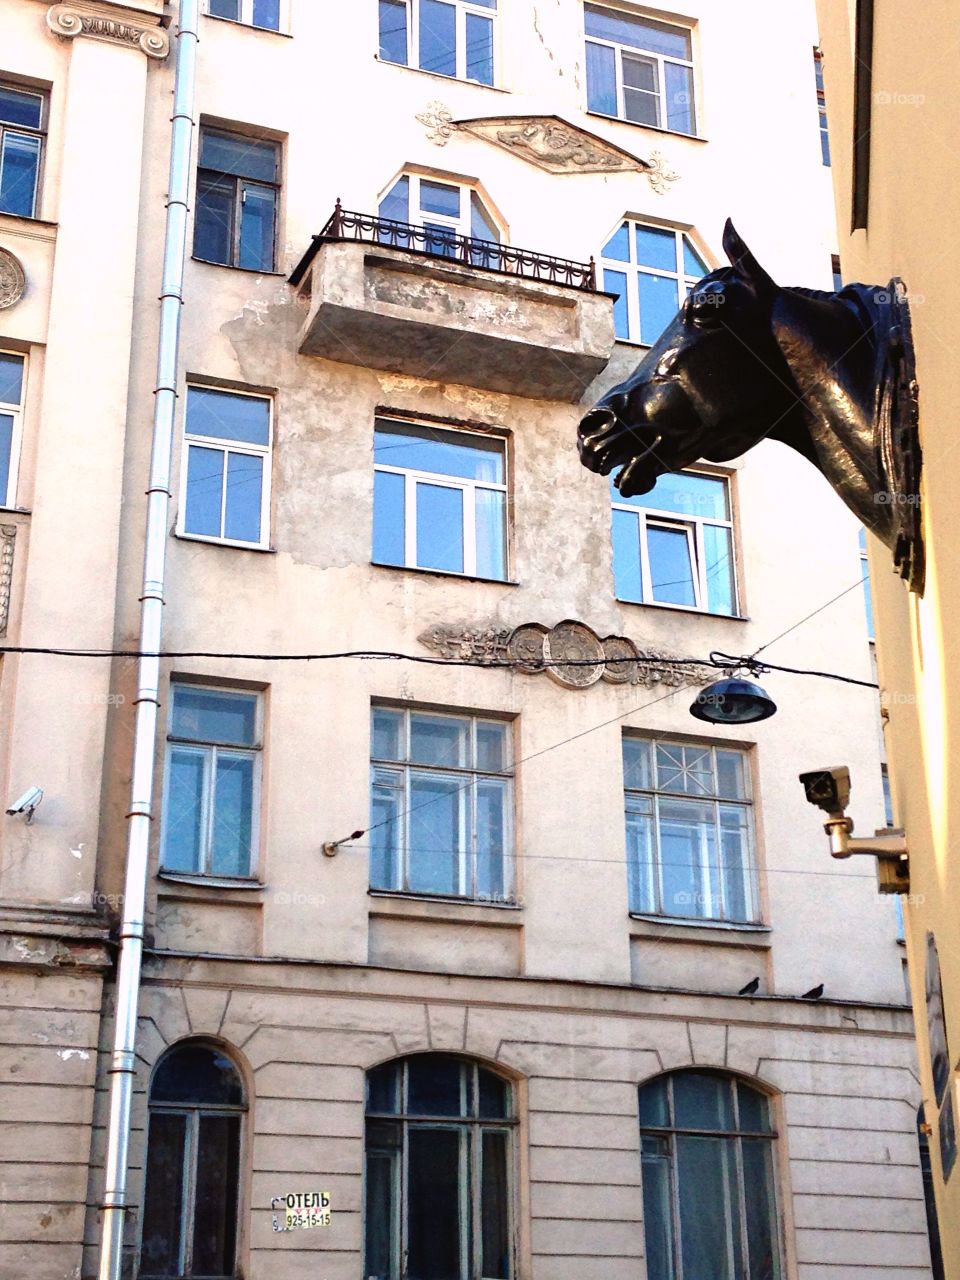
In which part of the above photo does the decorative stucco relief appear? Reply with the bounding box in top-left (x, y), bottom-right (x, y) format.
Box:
top-left (46, 5), bottom-right (170, 58)
top-left (646, 149), bottom-right (681, 194)
top-left (0, 525), bottom-right (16, 637)
top-left (418, 619), bottom-right (710, 690)
top-left (0, 248), bottom-right (26, 310)
top-left (456, 115), bottom-right (650, 175)
top-left (416, 101), bottom-right (456, 146)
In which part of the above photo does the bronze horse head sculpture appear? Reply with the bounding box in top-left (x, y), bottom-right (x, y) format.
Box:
top-left (578, 220), bottom-right (923, 593)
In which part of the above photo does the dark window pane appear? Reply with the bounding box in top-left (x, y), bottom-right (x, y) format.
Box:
top-left (379, 174), bottom-right (410, 224)
top-left (478, 1068), bottom-right (510, 1119)
top-left (152, 1044), bottom-right (244, 1105)
top-left (416, 482), bottom-right (464, 572)
top-left (0, 87), bottom-right (43, 130)
top-left (476, 777), bottom-right (508, 900)
top-left (163, 747), bottom-right (206, 873)
top-left (612, 508), bottom-right (643, 600)
top-left (676, 1134), bottom-right (739, 1280)
top-left (209, 0), bottom-right (239, 15)
top-left (252, 0), bottom-right (280, 28)
top-left (466, 12), bottom-right (494, 84)
top-left (192, 1114), bottom-right (241, 1275)
top-left (482, 1129), bottom-right (511, 1277)
top-left (187, 386), bottom-right (270, 446)
top-left (365, 1146), bottom-right (399, 1277)
top-left (420, 0), bottom-right (457, 76)
top-left (0, 131), bottom-right (40, 217)
top-left (408, 771), bottom-right (463, 894)
top-left (737, 1082), bottom-right (771, 1134)
top-left (172, 685), bottom-right (258, 746)
top-left (0, 352), bottom-right (24, 405)
top-left (211, 752), bottom-right (255, 876)
top-left (586, 40), bottom-right (617, 116)
top-left (672, 1072), bottom-right (735, 1132)
top-left (374, 424), bottom-right (503, 482)
top-left (141, 1112), bottom-right (187, 1276)
top-left (194, 174), bottom-right (235, 265)
top-left (636, 225), bottom-right (677, 271)
top-left (641, 1134), bottom-right (676, 1280)
top-left (239, 181), bottom-right (276, 270)
top-left (407, 1054), bottom-right (465, 1116)
top-left (380, 0), bottom-right (409, 64)
top-left (224, 451), bottom-right (264, 542)
top-left (409, 713), bottom-right (468, 768)
top-left (200, 130), bottom-right (278, 182)
top-left (370, 770), bottom-right (402, 889)
top-left (603, 222), bottom-right (630, 262)
top-left (470, 191), bottom-right (499, 244)
top-left (742, 1138), bottom-right (781, 1279)
top-left (603, 268), bottom-right (629, 339)
top-left (407, 1127), bottom-right (462, 1278)
top-left (371, 708), bottom-right (403, 762)
top-left (639, 1076), bottom-right (670, 1128)
top-left (420, 179), bottom-right (460, 219)
top-left (373, 469), bottom-right (405, 565)
top-left (368, 1061), bottom-right (402, 1113)
top-left (0, 413), bottom-right (12, 502)
top-left (622, 737), bottom-right (652, 790)
top-left (682, 238), bottom-right (707, 279)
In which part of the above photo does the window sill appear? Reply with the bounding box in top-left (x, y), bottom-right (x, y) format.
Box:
top-left (0, 211), bottom-right (58, 236)
top-left (369, 890), bottom-right (523, 926)
top-left (371, 560), bottom-right (517, 587)
top-left (586, 110), bottom-right (707, 144)
top-left (174, 532), bottom-right (276, 554)
top-left (0, 505), bottom-right (30, 517)
top-left (191, 255), bottom-right (286, 277)
top-left (616, 596), bottom-right (747, 622)
top-left (204, 12), bottom-right (292, 37)
top-left (374, 55), bottom-right (509, 93)
top-left (158, 870), bottom-right (265, 891)
top-left (629, 914), bottom-right (771, 948)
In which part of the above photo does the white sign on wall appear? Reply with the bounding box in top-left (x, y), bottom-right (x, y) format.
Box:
top-left (271, 1191), bottom-right (332, 1232)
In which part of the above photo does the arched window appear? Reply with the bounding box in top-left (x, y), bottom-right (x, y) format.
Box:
top-left (378, 172), bottom-right (502, 264)
top-left (364, 1053), bottom-right (515, 1279)
top-left (601, 219), bottom-right (707, 345)
top-left (140, 1043), bottom-right (246, 1279)
top-left (639, 1070), bottom-right (782, 1280)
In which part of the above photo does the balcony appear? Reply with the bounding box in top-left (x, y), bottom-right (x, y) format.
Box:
top-left (289, 205), bottom-right (615, 401)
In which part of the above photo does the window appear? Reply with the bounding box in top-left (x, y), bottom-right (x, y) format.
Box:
top-left (814, 47), bottom-right (830, 165)
top-left (373, 419), bottom-right (507, 579)
top-left (207, 0), bottom-right (282, 30)
top-left (140, 1043), bottom-right (245, 1279)
top-left (0, 351), bottom-right (25, 507)
top-left (379, 0), bottom-right (498, 86)
top-left (365, 1054), bottom-right (515, 1279)
top-left (378, 173), bottom-right (501, 261)
top-left (624, 736), bottom-right (758, 922)
top-left (831, 253), bottom-right (842, 291)
top-left (193, 128), bottom-right (280, 271)
top-left (602, 220), bottom-right (706, 344)
top-left (161, 684), bottom-right (262, 879)
top-left (640, 1071), bottom-right (782, 1280)
top-left (859, 527), bottom-right (874, 639)
top-left (0, 84), bottom-right (44, 218)
top-left (180, 386), bottom-right (271, 547)
top-left (585, 5), bottom-right (696, 134)
top-left (612, 470), bottom-right (738, 615)
top-left (370, 706), bottom-right (514, 901)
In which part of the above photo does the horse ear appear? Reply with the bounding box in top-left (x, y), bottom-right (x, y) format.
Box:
top-left (722, 219), bottom-right (778, 298)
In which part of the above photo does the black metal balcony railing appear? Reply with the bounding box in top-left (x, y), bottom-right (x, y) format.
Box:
top-left (308, 200), bottom-right (597, 292)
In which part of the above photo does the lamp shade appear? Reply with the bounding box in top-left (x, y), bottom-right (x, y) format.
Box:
top-left (689, 677), bottom-right (777, 724)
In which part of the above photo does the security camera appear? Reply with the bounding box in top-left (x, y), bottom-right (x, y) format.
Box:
top-left (798, 766), bottom-right (851, 816)
top-left (6, 785), bottom-right (43, 822)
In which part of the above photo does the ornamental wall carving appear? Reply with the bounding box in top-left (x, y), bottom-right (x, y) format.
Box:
top-left (0, 526), bottom-right (16, 637)
top-left (418, 619), bottom-right (710, 691)
top-left (0, 248), bottom-right (26, 310)
top-left (46, 5), bottom-right (170, 59)
top-left (457, 115), bottom-right (649, 175)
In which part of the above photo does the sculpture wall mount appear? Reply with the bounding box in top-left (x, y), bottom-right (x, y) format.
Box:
top-left (0, 525), bottom-right (16, 637)
top-left (0, 248), bottom-right (26, 310)
top-left (418, 619), bottom-right (711, 691)
top-left (46, 5), bottom-right (170, 59)
top-left (578, 219), bottom-right (925, 594)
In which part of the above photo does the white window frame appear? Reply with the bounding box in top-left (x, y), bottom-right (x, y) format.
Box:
top-left (0, 349), bottom-right (26, 509)
top-left (0, 83), bottom-right (46, 219)
top-left (383, 0), bottom-right (499, 85)
top-left (160, 683), bottom-right (263, 881)
top-left (625, 737), bottom-right (759, 924)
top-left (379, 172), bottom-right (501, 245)
top-left (178, 384), bottom-right (272, 549)
top-left (584, 5), bottom-right (697, 134)
top-left (204, 0), bottom-right (289, 32)
top-left (374, 419), bottom-right (508, 579)
top-left (370, 705), bottom-right (515, 902)
top-left (601, 219), bottom-right (705, 346)
top-left (612, 469), bottom-right (739, 615)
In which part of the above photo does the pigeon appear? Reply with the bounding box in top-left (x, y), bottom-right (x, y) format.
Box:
top-left (738, 976), bottom-right (760, 995)
top-left (801, 983), bottom-right (825, 1000)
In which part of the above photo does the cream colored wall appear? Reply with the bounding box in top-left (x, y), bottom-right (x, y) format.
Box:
top-left (816, 0), bottom-right (960, 1269)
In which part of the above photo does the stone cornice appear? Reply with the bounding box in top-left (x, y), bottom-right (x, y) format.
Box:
top-left (46, 3), bottom-right (170, 59)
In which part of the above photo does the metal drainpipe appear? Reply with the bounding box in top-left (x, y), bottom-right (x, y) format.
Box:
top-left (97, 3), bottom-right (199, 1277)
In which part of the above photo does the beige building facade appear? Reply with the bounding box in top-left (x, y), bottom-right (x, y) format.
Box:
top-left (0, 1), bottom-right (940, 1277)
top-left (814, 2), bottom-right (960, 1277)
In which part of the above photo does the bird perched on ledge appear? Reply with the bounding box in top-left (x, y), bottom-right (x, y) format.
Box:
top-left (738, 976), bottom-right (760, 995)
top-left (801, 983), bottom-right (825, 1000)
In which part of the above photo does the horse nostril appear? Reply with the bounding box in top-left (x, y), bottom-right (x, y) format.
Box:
top-left (579, 406), bottom-right (618, 440)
